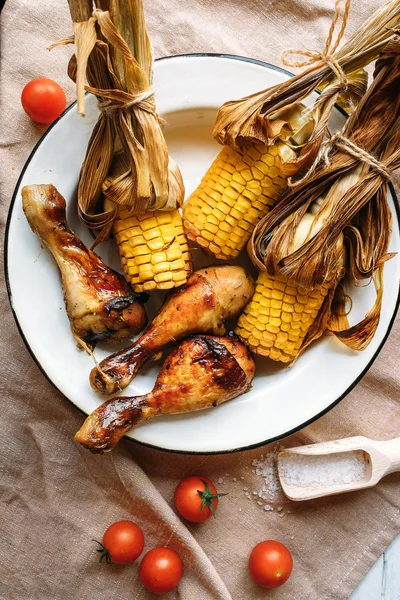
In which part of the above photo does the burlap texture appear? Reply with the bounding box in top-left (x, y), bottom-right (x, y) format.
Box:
top-left (1, 1), bottom-right (399, 598)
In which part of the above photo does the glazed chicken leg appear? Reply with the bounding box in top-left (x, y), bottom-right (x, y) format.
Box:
top-left (76, 334), bottom-right (255, 452)
top-left (22, 184), bottom-right (147, 347)
top-left (90, 265), bottom-right (255, 394)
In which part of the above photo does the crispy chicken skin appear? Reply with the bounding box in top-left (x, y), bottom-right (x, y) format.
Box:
top-left (76, 334), bottom-right (255, 452)
top-left (22, 184), bottom-right (147, 347)
top-left (90, 265), bottom-right (255, 394)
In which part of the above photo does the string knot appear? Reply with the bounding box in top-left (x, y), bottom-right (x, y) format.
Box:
top-left (325, 133), bottom-right (392, 181)
top-left (92, 87), bottom-right (155, 114)
top-left (288, 131), bottom-right (392, 188)
top-left (282, 0), bottom-right (350, 91)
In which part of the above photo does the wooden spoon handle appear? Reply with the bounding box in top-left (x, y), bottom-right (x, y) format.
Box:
top-left (377, 437), bottom-right (400, 475)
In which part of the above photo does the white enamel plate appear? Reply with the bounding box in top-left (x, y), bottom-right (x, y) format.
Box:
top-left (6, 55), bottom-right (400, 453)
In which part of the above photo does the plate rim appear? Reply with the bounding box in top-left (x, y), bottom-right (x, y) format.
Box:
top-left (5, 52), bottom-right (400, 455)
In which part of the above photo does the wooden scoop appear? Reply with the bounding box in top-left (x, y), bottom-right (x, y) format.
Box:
top-left (277, 436), bottom-right (400, 501)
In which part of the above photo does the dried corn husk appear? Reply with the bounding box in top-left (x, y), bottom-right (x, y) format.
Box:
top-left (54, 0), bottom-right (184, 241)
top-left (214, 0), bottom-right (400, 178)
top-left (248, 38), bottom-right (400, 351)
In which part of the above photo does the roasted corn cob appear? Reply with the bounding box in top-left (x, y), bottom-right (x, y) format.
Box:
top-left (235, 272), bottom-right (333, 363)
top-left (113, 208), bottom-right (192, 293)
top-left (236, 194), bottom-right (346, 362)
top-left (183, 144), bottom-right (286, 260)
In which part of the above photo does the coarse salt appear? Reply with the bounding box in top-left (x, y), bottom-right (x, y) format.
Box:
top-left (278, 450), bottom-right (368, 488)
top-left (252, 445), bottom-right (284, 504)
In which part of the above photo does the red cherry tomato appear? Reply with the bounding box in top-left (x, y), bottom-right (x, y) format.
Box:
top-left (139, 547), bottom-right (183, 594)
top-left (249, 540), bottom-right (293, 588)
top-left (174, 476), bottom-right (227, 523)
top-left (21, 78), bottom-right (66, 124)
top-left (98, 520), bottom-right (144, 565)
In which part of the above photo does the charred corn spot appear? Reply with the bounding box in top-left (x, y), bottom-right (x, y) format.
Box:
top-left (235, 271), bottom-right (331, 363)
top-left (183, 144), bottom-right (286, 260)
top-left (114, 209), bottom-right (192, 292)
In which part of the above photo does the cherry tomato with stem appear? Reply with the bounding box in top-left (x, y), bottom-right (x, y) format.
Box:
top-left (139, 547), bottom-right (183, 594)
top-left (96, 520), bottom-right (144, 565)
top-left (249, 540), bottom-right (293, 588)
top-left (21, 78), bottom-right (66, 124)
top-left (174, 476), bottom-right (228, 523)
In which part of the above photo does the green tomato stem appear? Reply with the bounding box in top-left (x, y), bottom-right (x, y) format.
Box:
top-left (94, 540), bottom-right (113, 565)
top-left (197, 480), bottom-right (228, 517)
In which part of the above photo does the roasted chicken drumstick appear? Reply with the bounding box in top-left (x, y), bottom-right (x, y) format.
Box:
top-left (22, 184), bottom-right (147, 348)
top-left (76, 334), bottom-right (255, 452)
top-left (90, 265), bottom-right (255, 394)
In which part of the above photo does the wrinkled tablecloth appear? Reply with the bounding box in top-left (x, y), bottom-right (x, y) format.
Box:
top-left (1, 1), bottom-right (399, 598)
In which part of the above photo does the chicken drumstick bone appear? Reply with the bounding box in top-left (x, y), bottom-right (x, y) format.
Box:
top-left (76, 334), bottom-right (256, 452)
top-left (90, 265), bottom-right (255, 394)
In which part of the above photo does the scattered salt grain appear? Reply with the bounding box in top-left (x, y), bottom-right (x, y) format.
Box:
top-left (252, 445), bottom-right (284, 503)
top-left (277, 506), bottom-right (283, 512)
top-left (232, 477), bottom-right (237, 482)
top-left (241, 476), bottom-right (245, 480)
top-left (264, 504), bottom-right (273, 511)
top-left (243, 487), bottom-right (249, 491)
top-left (257, 501), bottom-right (263, 506)
top-left (218, 477), bottom-right (224, 484)
top-left (278, 450), bottom-right (368, 488)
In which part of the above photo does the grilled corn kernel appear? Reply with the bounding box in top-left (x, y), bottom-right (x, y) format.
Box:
top-left (235, 271), bottom-right (332, 363)
top-left (183, 144), bottom-right (286, 260)
top-left (113, 209), bottom-right (192, 293)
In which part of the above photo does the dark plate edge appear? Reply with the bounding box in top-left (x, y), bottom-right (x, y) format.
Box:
top-left (4, 53), bottom-right (400, 455)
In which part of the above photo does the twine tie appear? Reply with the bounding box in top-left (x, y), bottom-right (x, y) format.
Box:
top-left (289, 131), bottom-right (391, 188)
top-left (323, 133), bottom-right (391, 180)
top-left (90, 87), bottom-right (156, 114)
top-left (282, 0), bottom-right (351, 92)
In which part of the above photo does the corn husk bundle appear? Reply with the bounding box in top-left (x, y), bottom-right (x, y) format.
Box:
top-left (55, 0), bottom-right (193, 292)
top-left (241, 38), bottom-right (400, 361)
top-left (56, 0), bottom-right (184, 238)
top-left (182, 0), bottom-right (400, 262)
top-left (214, 0), bottom-right (400, 177)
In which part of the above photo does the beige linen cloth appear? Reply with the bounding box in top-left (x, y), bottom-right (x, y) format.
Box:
top-left (1, 1), bottom-right (400, 599)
